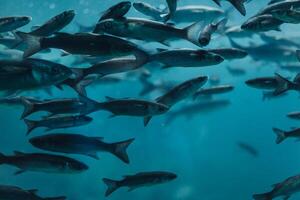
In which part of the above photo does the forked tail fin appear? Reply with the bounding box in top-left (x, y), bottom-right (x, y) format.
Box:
top-left (102, 178), bottom-right (120, 197)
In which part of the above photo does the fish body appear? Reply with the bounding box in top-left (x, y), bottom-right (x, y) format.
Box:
top-left (241, 14), bottom-right (284, 32)
top-left (0, 185), bottom-right (66, 200)
top-left (193, 85), bottom-right (234, 99)
top-left (0, 151), bottom-right (88, 174)
top-left (24, 115), bottom-right (93, 135)
top-left (271, 8), bottom-right (300, 24)
top-left (287, 111), bottom-right (300, 120)
top-left (17, 32), bottom-right (148, 60)
top-left (30, 134), bottom-right (134, 163)
top-left (198, 18), bottom-right (227, 46)
top-left (150, 49), bottom-right (224, 68)
top-left (0, 58), bottom-right (72, 91)
top-left (103, 171), bottom-right (177, 196)
top-left (94, 18), bottom-right (203, 46)
top-left (29, 10), bottom-right (75, 37)
top-left (208, 48), bottom-right (248, 59)
top-left (0, 16), bottom-right (31, 33)
top-left (133, 2), bottom-right (165, 21)
top-left (253, 174), bottom-right (300, 200)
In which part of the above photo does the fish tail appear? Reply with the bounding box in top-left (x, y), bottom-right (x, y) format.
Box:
top-left (273, 73), bottom-right (293, 96)
top-left (0, 152), bottom-right (7, 164)
top-left (102, 178), bottom-right (120, 197)
top-left (273, 128), bottom-right (287, 144)
top-left (230, 0), bottom-right (246, 16)
top-left (24, 119), bottom-right (38, 136)
top-left (143, 116), bottom-right (152, 127)
top-left (110, 138), bottom-right (135, 164)
top-left (20, 97), bottom-right (36, 119)
top-left (253, 192), bottom-right (273, 200)
top-left (15, 31), bottom-right (42, 58)
top-left (184, 21), bottom-right (204, 46)
top-left (78, 94), bottom-right (101, 115)
top-left (43, 196), bottom-right (67, 200)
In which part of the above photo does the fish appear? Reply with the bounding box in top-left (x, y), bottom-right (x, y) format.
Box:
top-left (24, 115), bottom-right (93, 135)
top-left (98, 1), bottom-right (131, 22)
top-left (226, 66), bottom-right (246, 76)
top-left (212, 0), bottom-right (247, 16)
top-left (0, 185), bottom-right (66, 200)
top-left (0, 151), bottom-right (88, 174)
top-left (170, 5), bottom-right (225, 23)
top-left (29, 10), bottom-right (75, 36)
top-left (161, 0), bottom-right (178, 22)
top-left (229, 39), bottom-right (297, 63)
top-left (273, 127), bottom-right (300, 144)
top-left (144, 76), bottom-right (208, 126)
top-left (193, 85), bottom-right (234, 100)
top-left (0, 58), bottom-right (72, 93)
top-left (94, 18), bottom-right (203, 46)
top-left (256, 0), bottom-right (300, 17)
top-left (78, 95), bottom-right (169, 118)
top-left (245, 77), bottom-right (281, 90)
top-left (272, 73), bottom-right (300, 95)
top-left (287, 111), bottom-right (300, 120)
top-left (29, 134), bottom-right (134, 164)
top-left (198, 18), bottom-right (227, 46)
top-left (134, 4), bottom-right (224, 23)
top-left (0, 16), bottom-right (31, 33)
top-left (237, 142), bottom-right (259, 157)
top-left (149, 49), bottom-right (224, 68)
top-left (20, 97), bottom-right (89, 119)
top-left (208, 48), bottom-right (248, 60)
top-left (102, 171), bottom-right (177, 196)
top-left (165, 100), bottom-right (231, 123)
top-left (241, 14), bottom-right (284, 32)
top-left (133, 2), bottom-right (165, 21)
top-left (253, 174), bottom-right (300, 200)
top-left (271, 8), bottom-right (300, 24)
top-left (16, 32), bottom-right (149, 61)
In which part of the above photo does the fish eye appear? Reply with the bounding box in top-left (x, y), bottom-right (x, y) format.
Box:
top-left (105, 21), bottom-right (113, 29)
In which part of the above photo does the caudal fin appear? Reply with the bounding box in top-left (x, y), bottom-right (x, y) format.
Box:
top-left (230, 0), bottom-right (246, 16)
top-left (184, 21), bottom-right (204, 46)
top-left (24, 119), bottom-right (38, 135)
top-left (15, 31), bottom-right (42, 58)
top-left (144, 116), bottom-right (152, 127)
top-left (44, 196), bottom-right (67, 200)
top-left (111, 138), bottom-right (135, 164)
top-left (102, 178), bottom-right (120, 197)
top-left (273, 73), bottom-right (293, 96)
top-left (253, 192), bottom-right (272, 200)
top-left (272, 128), bottom-right (287, 144)
top-left (20, 97), bottom-right (36, 119)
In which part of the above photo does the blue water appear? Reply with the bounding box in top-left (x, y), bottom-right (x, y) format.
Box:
top-left (1, 0), bottom-right (300, 199)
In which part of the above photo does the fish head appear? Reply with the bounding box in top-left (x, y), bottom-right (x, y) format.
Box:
top-left (75, 115), bottom-right (93, 124)
top-left (149, 102), bottom-right (169, 115)
top-left (63, 160), bottom-right (89, 172)
top-left (196, 50), bottom-right (224, 64)
top-left (193, 76), bottom-right (208, 88)
top-left (159, 172), bottom-right (177, 183)
top-left (241, 16), bottom-right (261, 31)
top-left (114, 1), bottom-right (132, 15)
top-left (32, 62), bottom-right (73, 86)
top-left (61, 10), bottom-right (76, 22)
top-left (17, 16), bottom-right (32, 26)
top-left (29, 135), bottom-right (57, 150)
top-left (199, 36), bottom-right (210, 46)
top-left (94, 19), bottom-right (125, 34)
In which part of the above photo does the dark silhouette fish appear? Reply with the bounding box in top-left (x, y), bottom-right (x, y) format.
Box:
top-left (98, 1), bottom-right (131, 22)
top-left (0, 151), bottom-right (88, 175)
top-left (144, 76), bottom-right (208, 126)
top-left (29, 10), bottom-right (75, 36)
top-left (193, 85), bottom-right (234, 100)
top-left (24, 115), bottom-right (93, 135)
top-left (237, 142), bottom-right (259, 157)
top-left (30, 133), bottom-right (134, 164)
top-left (253, 174), bottom-right (300, 200)
top-left (212, 0), bottom-right (247, 16)
top-left (16, 32), bottom-right (148, 61)
top-left (0, 58), bottom-right (72, 93)
top-left (103, 171), bottom-right (177, 196)
top-left (0, 16), bottom-right (31, 33)
top-left (0, 185), bottom-right (66, 200)
top-left (273, 127), bottom-right (300, 144)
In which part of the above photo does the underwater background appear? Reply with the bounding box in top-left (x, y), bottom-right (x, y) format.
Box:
top-left (0, 0), bottom-right (300, 199)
